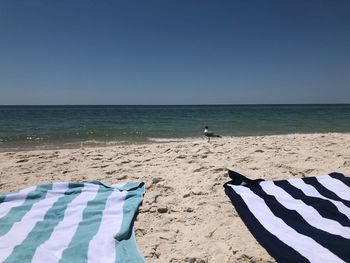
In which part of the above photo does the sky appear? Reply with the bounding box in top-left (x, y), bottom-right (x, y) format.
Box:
top-left (0, 0), bottom-right (349, 105)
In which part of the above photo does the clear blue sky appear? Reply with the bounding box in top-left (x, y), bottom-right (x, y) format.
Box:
top-left (0, 0), bottom-right (349, 105)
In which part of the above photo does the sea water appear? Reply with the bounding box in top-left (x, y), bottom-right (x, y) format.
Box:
top-left (0, 104), bottom-right (349, 150)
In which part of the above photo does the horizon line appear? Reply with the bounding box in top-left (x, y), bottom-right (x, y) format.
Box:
top-left (0, 103), bottom-right (349, 107)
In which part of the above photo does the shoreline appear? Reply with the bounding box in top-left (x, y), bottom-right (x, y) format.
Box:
top-left (1, 133), bottom-right (349, 262)
top-left (1, 132), bottom-right (349, 153)
top-left (0, 138), bottom-right (200, 153)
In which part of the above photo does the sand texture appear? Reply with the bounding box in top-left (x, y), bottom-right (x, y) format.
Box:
top-left (1, 133), bottom-right (350, 262)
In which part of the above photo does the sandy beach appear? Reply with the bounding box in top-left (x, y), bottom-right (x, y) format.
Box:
top-left (1, 133), bottom-right (349, 262)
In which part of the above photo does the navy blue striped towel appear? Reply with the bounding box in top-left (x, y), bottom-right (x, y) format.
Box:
top-left (224, 170), bottom-right (350, 263)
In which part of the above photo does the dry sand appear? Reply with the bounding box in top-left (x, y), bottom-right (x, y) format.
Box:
top-left (1, 133), bottom-right (349, 262)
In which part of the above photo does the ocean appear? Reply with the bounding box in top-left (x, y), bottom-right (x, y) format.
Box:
top-left (0, 104), bottom-right (349, 150)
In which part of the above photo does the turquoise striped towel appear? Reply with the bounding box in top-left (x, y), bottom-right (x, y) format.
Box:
top-left (0, 181), bottom-right (145, 263)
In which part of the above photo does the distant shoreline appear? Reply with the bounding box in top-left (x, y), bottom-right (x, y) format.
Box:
top-left (1, 132), bottom-right (349, 153)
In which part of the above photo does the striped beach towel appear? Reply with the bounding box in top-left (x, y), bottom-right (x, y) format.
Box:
top-left (0, 181), bottom-right (145, 263)
top-left (224, 170), bottom-right (350, 263)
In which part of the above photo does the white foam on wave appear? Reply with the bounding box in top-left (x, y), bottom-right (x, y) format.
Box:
top-left (147, 137), bottom-right (202, 143)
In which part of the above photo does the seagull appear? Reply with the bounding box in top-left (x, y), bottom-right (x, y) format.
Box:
top-left (204, 126), bottom-right (221, 142)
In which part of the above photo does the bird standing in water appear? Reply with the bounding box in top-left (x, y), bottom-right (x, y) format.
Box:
top-left (204, 126), bottom-right (221, 142)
